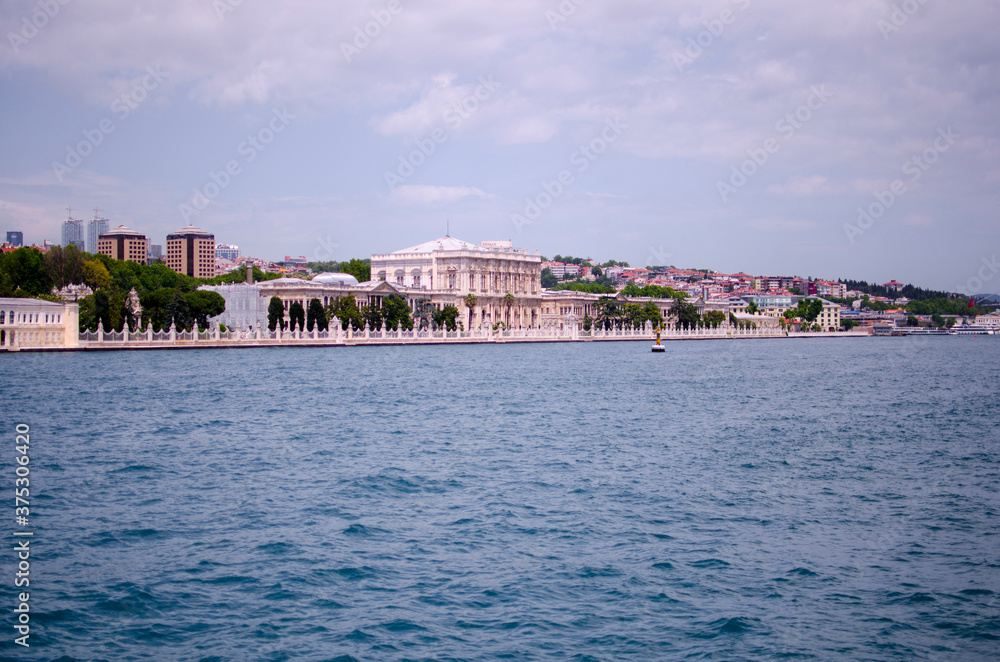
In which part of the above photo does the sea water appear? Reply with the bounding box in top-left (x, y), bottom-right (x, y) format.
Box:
top-left (2, 337), bottom-right (998, 660)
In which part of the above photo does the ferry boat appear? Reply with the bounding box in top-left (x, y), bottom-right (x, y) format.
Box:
top-left (948, 324), bottom-right (996, 336)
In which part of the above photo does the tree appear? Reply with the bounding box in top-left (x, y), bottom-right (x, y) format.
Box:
top-left (784, 298), bottom-right (823, 324)
top-left (591, 265), bottom-right (603, 278)
top-left (703, 310), bottom-right (726, 328)
top-left (288, 301), bottom-right (306, 332)
top-left (841, 319), bottom-right (858, 331)
top-left (184, 290), bottom-right (226, 329)
top-left (670, 297), bottom-right (700, 329)
top-left (434, 305), bottom-right (460, 331)
top-left (78, 295), bottom-right (96, 331)
top-left (309, 261), bottom-right (339, 274)
top-left (594, 297), bottom-right (621, 329)
top-left (82, 259), bottom-right (112, 291)
top-left (931, 313), bottom-right (945, 328)
top-left (338, 258), bottom-right (371, 283)
top-left (140, 288), bottom-right (175, 330)
top-left (745, 301), bottom-right (759, 315)
top-left (44, 244), bottom-right (84, 290)
top-left (583, 313), bottom-right (593, 331)
top-left (621, 303), bottom-right (643, 329)
top-left (381, 295), bottom-right (413, 331)
top-left (464, 293), bottom-right (477, 329)
top-left (267, 296), bottom-right (286, 331)
top-left (642, 301), bottom-right (663, 328)
top-left (363, 301), bottom-right (383, 331)
top-left (307, 298), bottom-right (327, 332)
top-left (2, 247), bottom-right (52, 295)
top-left (166, 290), bottom-right (192, 330)
top-left (906, 315), bottom-right (920, 327)
top-left (540, 268), bottom-right (558, 289)
top-left (548, 281), bottom-right (616, 294)
top-left (93, 290), bottom-right (111, 330)
top-left (327, 295), bottom-right (363, 331)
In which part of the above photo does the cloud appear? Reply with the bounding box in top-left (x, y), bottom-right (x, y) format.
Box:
top-left (389, 185), bottom-right (493, 205)
top-left (766, 175), bottom-right (832, 196)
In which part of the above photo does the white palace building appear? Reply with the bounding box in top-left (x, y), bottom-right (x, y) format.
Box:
top-left (202, 236), bottom-right (544, 331)
top-left (0, 298), bottom-right (80, 350)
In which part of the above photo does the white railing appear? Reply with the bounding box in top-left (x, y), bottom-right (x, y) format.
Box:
top-left (75, 320), bottom-right (662, 348)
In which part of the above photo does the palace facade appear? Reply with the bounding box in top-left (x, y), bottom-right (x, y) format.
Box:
top-left (370, 237), bottom-right (543, 329)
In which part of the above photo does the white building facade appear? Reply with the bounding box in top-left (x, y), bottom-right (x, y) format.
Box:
top-left (0, 298), bottom-right (80, 350)
top-left (198, 283), bottom-right (269, 331)
top-left (370, 237), bottom-right (543, 329)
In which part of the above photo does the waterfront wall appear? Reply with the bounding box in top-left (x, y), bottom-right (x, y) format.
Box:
top-left (0, 319), bottom-right (872, 352)
top-left (66, 320), bottom-right (797, 351)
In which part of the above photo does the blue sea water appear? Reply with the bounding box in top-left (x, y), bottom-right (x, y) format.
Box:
top-left (2, 336), bottom-right (999, 661)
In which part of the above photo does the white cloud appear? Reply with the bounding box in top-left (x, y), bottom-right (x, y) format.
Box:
top-left (766, 175), bottom-right (832, 196)
top-left (389, 185), bottom-right (493, 205)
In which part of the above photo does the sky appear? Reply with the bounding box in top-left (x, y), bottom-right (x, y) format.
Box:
top-left (0, 0), bottom-right (997, 293)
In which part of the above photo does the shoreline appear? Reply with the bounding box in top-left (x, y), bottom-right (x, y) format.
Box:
top-left (3, 330), bottom-right (878, 353)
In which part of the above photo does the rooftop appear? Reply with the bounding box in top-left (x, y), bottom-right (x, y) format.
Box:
top-left (168, 225), bottom-right (214, 238)
top-left (99, 225), bottom-right (145, 238)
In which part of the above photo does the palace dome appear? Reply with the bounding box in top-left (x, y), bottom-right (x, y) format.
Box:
top-left (312, 272), bottom-right (360, 287)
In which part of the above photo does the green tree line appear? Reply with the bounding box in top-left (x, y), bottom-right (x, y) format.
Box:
top-left (0, 246), bottom-right (225, 332)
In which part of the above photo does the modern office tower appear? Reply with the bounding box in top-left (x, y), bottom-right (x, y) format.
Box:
top-left (166, 225), bottom-right (216, 278)
top-left (147, 244), bottom-right (163, 264)
top-left (6, 231), bottom-right (23, 246)
top-left (96, 225), bottom-right (149, 264)
top-left (87, 215), bottom-right (110, 254)
top-left (61, 218), bottom-right (85, 250)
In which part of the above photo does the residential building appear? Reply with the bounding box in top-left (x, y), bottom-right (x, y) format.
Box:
top-left (6, 231), bottom-right (23, 247)
top-left (884, 280), bottom-right (904, 293)
top-left (748, 295), bottom-right (842, 331)
top-left (167, 225), bottom-right (216, 279)
top-left (87, 217), bottom-right (109, 254)
top-left (61, 218), bottom-right (85, 250)
top-left (216, 244), bottom-right (240, 261)
top-left (97, 225), bottom-right (149, 264)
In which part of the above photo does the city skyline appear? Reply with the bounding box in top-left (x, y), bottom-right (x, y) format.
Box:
top-left (1, 2), bottom-right (998, 294)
